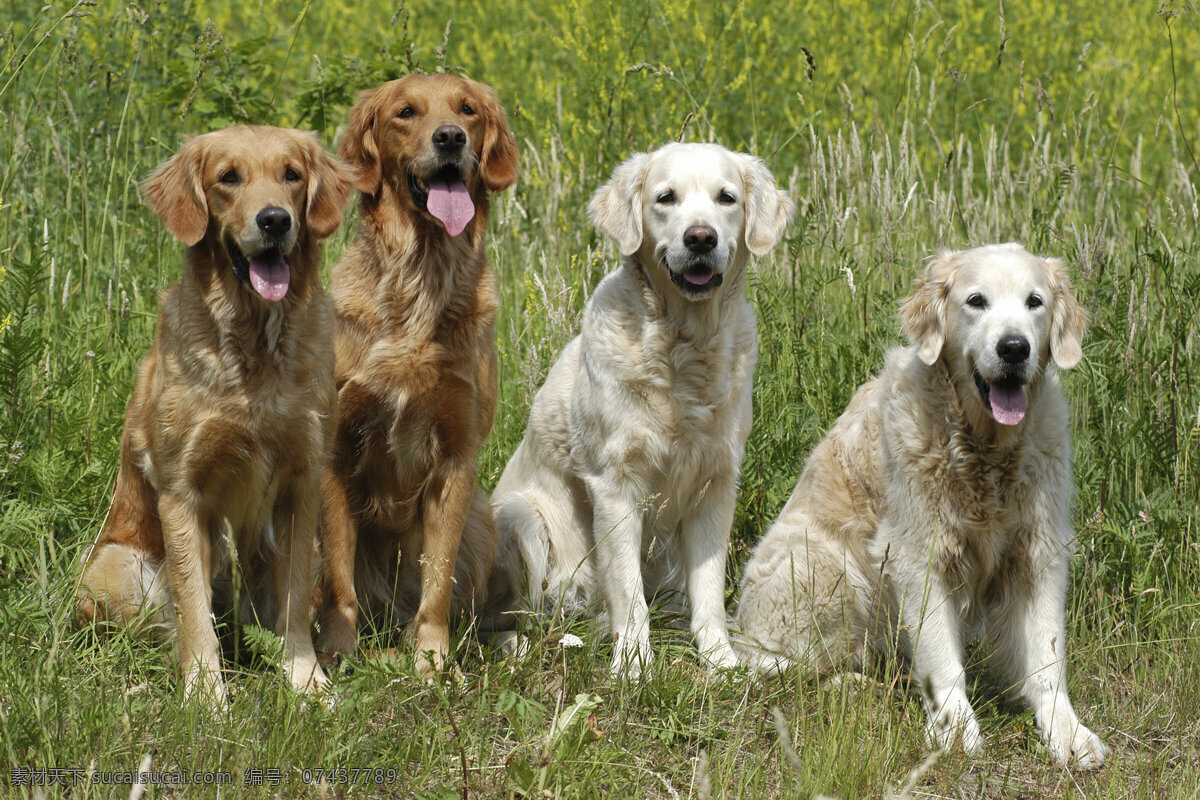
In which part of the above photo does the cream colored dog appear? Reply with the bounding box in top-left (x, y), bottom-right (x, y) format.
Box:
top-left (736, 243), bottom-right (1106, 768)
top-left (492, 143), bottom-right (792, 678)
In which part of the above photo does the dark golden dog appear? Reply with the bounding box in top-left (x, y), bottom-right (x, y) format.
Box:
top-left (76, 125), bottom-right (354, 705)
top-left (317, 74), bottom-right (518, 674)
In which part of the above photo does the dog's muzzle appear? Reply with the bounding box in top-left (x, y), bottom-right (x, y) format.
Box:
top-left (669, 225), bottom-right (725, 297)
top-left (408, 162), bottom-right (475, 238)
top-left (226, 206), bottom-right (294, 302)
top-left (973, 369), bottom-right (1027, 426)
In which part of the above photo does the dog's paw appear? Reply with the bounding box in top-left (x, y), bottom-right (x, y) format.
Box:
top-left (286, 655), bottom-right (331, 697)
top-left (700, 640), bottom-right (741, 673)
top-left (924, 692), bottom-right (982, 755)
top-left (494, 629), bottom-right (531, 658)
top-left (183, 664), bottom-right (229, 713)
top-left (315, 613), bottom-right (358, 660)
top-left (415, 648), bottom-right (456, 682)
top-left (1042, 716), bottom-right (1107, 769)
top-left (610, 635), bottom-right (653, 681)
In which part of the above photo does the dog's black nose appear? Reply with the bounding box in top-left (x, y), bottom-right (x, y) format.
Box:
top-left (684, 225), bottom-right (718, 254)
top-left (256, 207), bottom-right (292, 237)
top-left (432, 125), bottom-right (467, 150)
top-left (996, 335), bottom-right (1031, 364)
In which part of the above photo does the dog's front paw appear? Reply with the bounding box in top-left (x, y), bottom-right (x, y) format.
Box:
top-left (316, 606), bottom-right (358, 659)
top-left (1042, 715), bottom-right (1107, 769)
top-left (183, 662), bottom-right (229, 712)
top-left (610, 634), bottom-right (653, 681)
top-left (700, 640), bottom-right (740, 673)
top-left (286, 654), bottom-right (331, 696)
top-left (924, 692), bottom-right (982, 755)
top-left (415, 647), bottom-right (456, 682)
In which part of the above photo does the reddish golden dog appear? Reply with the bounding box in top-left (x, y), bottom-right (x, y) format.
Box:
top-left (76, 126), bottom-right (354, 705)
top-left (317, 74), bottom-right (518, 674)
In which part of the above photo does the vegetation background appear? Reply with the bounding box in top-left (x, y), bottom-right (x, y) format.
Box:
top-left (1, 0), bottom-right (1197, 797)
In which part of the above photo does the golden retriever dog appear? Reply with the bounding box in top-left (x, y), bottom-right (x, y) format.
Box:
top-left (736, 243), bottom-right (1106, 768)
top-left (76, 126), bottom-right (355, 705)
top-left (490, 143), bottom-right (792, 679)
top-left (316, 74), bottom-right (518, 674)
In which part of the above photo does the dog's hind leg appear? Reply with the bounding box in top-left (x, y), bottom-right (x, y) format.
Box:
top-left (735, 515), bottom-right (867, 676)
top-left (77, 449), bottom-right (173, 636)
top-left (75, 543), bottom-right (173, 635)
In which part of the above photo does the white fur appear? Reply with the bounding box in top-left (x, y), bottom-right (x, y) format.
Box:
top-left (492, 143), bottom-right (792, 678)
top-left (736, 243), bottom-right (1106, 768)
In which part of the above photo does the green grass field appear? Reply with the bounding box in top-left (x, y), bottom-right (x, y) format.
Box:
top-left (2, 1), bottom-right (1198, 797)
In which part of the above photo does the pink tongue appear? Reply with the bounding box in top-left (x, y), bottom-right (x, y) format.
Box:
top-left (988, 382), bottom-right (1027, 426)
top-left (426, 181), bottom-right (475, 237)
top-left (684, 269), bottom-right (713, 285)
top-left (248, 253), bottom-right (290, 302)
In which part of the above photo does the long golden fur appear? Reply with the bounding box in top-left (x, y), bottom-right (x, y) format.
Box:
top-left (316, 74), bottom-right (519, 674)
top-left (75, 125), bottom-right (355, 705)
top-left (736, 243), bottom-right (1106, 768)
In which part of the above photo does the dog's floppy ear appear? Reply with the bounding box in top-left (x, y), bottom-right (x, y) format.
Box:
top-left (478, 85), bottom-right (519, 193)
top-left (295, 131), bottom-right (355, 240)
top-left (901, 251), bottom-right (956, 366)
top-left (1045, 256), bottom-right (1086, 369)
top-left (143, 136), bottom-right (208, 247)
top-left (738, 153), bottom-right (794, 255)
top-left (588, 152), bottom-right (649, 256)
top-left (339, 84), bottom-right (385, 196)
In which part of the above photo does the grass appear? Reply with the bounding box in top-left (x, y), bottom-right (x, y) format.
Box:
top-left (2, 0), bottom-right (1199, 797)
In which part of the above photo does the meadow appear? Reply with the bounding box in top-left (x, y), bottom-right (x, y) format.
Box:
top-left (1, 1), bottom-right (1198, 797)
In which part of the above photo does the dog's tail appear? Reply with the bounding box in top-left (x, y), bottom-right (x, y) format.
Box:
top-left (492, 491), bottom-right (551, 613)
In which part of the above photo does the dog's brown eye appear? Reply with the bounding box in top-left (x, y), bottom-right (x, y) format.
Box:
top-left (284, 167), bottom-right (301, 182)
top-left (1027, 294), bottom-right (1044, 309)
top-left (219, 170), bottom-right (239, 186)
top-left (966, 293), bottom-right (987, 309)
top-left (656, 190), bottom-right (676, 204)
top-left (717, 190), bottom-right (737, 205)
top-left (461, 102), bottom-right (475, 116)
top-left (397, 106), bottom-right (416, 119)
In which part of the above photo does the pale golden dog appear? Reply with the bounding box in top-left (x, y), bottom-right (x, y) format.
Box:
top-left (316, 74), bottom-right (518, 674)
top-left (491, 143), bottom-right (792, 679)
top-left (736, 243), bottom-right (1106, 768)
top-left (76, 126), bottom-right (355, 705)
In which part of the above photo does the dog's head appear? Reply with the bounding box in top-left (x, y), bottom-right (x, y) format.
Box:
top-left (589, 143), bottom-right (792, 301)
top-left (143, 125), bottom-right (354, 303)
top-left (339, 74), bottom-right (519, 237)
top-left (901, 242), bottom-right (1086, 426)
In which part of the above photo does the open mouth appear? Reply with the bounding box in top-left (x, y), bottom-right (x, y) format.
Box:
top-left (228, 242), bottom-right (291, 302)
top-left (669, 265), bottom-right (724, 296)
top-left (407, 164), bottom-right (475, 238)
top-left (973, 370), bottom-right (1026, 426)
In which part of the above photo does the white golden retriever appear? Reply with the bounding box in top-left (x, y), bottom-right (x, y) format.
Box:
top-left (492, 143), bottom-right (792, 678)
top-left (736, 243), bottom-right (1107, 768)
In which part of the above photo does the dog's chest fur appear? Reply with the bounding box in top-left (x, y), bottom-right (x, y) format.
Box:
top-left (332, 223), bottom-right (497, 532)
top-left (572, 272), bottom-right (756, 524)
top-left (136, 278), bottom-right (333, 562)
top-left (879, 359), bottom-right (1065, 613)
